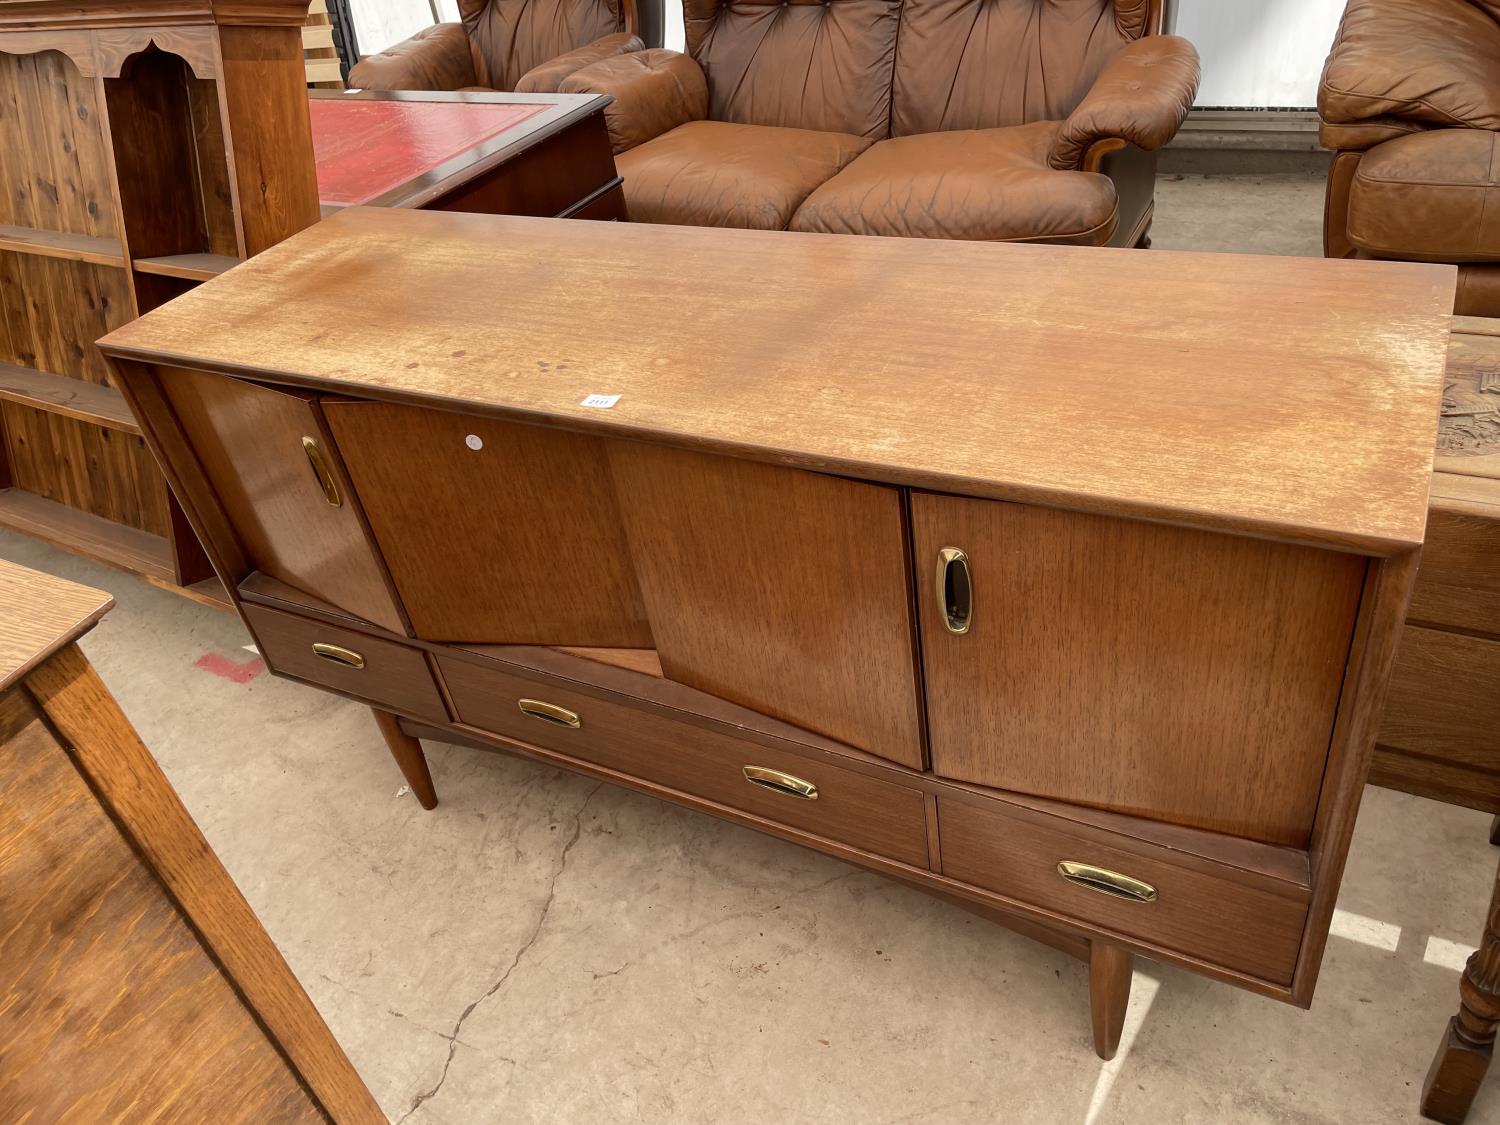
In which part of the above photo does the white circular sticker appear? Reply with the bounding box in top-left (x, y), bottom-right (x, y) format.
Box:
top-left (465, 434), bottom-right (483, 451)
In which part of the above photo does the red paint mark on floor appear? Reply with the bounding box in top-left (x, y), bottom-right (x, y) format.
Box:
top-left (195, 652), bottom-right (266, 684)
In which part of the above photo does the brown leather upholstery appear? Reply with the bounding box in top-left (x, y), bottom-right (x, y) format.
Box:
top-left (348, 23), bottom-right (478, 90)
top-left (561, 48), bottom-right (708, 153)
top-left (1048, 36), bottom-right (1200, 170)
top-left (790, 123), bottom-right (1118, 241)
top-left (1319, 0), bottom-right (1500, 314)
top-left (891, 0), bottom-right (1150, 136)
top-left (349, 0), bottom-right (639, 93)
top-left (565, 0), bottom-right (1198, 242)
top-left (514, 32), bottom-right (643, 92)
top-left (1348, 130), bottom-right (1500, 261)
top-left (617, 120), bottom-right (870, 228)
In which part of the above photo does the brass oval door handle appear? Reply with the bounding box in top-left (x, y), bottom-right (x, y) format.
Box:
top-left (518, 698), bottom-right (581, 728)
top-left (936, 547), bottom-right (972, 635)
top-left (302, 435), bottom-right (343, 507)
top-left (742, 765), bottom-right (818, 801)
top-left (1056, 861), bottom-right (1157, 903)
top-left (311, 642), bottom-right (365, 669)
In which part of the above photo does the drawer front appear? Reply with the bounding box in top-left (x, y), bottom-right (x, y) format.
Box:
top-left (938, 798), bottom-right (1308, 985)
top-left (437, 655), bottom-right (929, 867)
top-left (242, 603), bottom-right (447, 723)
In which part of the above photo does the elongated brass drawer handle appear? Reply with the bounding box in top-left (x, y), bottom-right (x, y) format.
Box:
top-left (301, 436), bottom-right (342, 507)
top-left (311, 642), bottom-right (364, 669)
top-left (742, 765), bottom-right (818, 801)
top-left (1057, 861), bottom-right (1157, 903)
top-left (518, 698), bottom-right (581, 728)
top-left (936, 547), bottom-right (972, 635)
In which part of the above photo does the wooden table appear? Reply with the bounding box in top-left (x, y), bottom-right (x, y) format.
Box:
top-left (310, 89), bottom-right (623, 221)
top-left (101, 209), bottom-right (1452, 1063)
top-left (0, 559), bottom-right (380, 1122)
top-left (1373, 315), bottom-right (1500, 809)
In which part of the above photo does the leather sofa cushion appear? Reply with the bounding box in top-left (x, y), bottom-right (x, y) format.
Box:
top-left (1349, 129), bottom-right (1500, 262)
top-left (1319, 0), bottom-right (1500, 131)
top-left (891, 0), bottom-right (1147, 137)
top-left (684, 0), bottom-right (900, 140)
top-left (617, 120), bottom-right (871, 228)
top-left (789, 122), bottom-right (1118, 242)
top-left (463, 0), bottom-right (625, 89)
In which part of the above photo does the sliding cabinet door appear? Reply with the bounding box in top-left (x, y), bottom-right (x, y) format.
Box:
top-left (609, 443), bottom-right (924, 769)
top-left (324, 402), bottom-right (651, 646)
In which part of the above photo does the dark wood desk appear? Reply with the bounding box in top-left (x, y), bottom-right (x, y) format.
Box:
top-left (310, 90), bottom-right (623, 221)
top-left (0, 559), bottom-right (380, 1122)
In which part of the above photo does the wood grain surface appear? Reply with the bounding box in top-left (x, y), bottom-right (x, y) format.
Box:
top-left (324, 400), bottom-right (651, 646)
top-left (938, 795), bottom-right (1309, 985)
top-left (158, 366), bottom-right (407, 633)
top-left (912, 493), bottom-right (1366, 846)
top-left (241, 601), bottom-right (448, 722)
top-left (1379, 626), bottom-right (1500, 770)
top-left (438, 653), bottom-right (931, 867)
top-left (0, 556), bottom-right (112, 690)
top-left (609, 442), bottom-right (924, 769)
top-left (0, 689), bottom-right (322, 1124)
top-left (24, 643), bottom-right (384, 1123)
top-left (97, 207), bottom-right (1453, 554)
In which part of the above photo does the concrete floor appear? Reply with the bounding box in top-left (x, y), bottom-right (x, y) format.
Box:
top-left (7, 173), bottom-right (1498, 1125)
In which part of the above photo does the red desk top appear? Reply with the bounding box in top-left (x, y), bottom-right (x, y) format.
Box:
top-left (310, 99), bottom-right (549, 206)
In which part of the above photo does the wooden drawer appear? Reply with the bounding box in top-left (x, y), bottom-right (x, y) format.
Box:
top-left (242, 603), bottom-right (447, 723)
top-left (937, 797), bottom-right (1309, 985)
top-left (437, 655), bottom-right (929, 867)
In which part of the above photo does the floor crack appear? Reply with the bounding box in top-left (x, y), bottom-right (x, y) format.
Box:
top-left (396, 782), bottom-right (603, 1123)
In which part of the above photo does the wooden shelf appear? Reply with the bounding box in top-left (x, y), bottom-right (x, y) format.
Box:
top-left (0, 490), bottom-right (175, 583)
top-left (0, 363), bottom-right (141, 435)
top-left (0, 223), bottom-right (125, 267)
top-left (132, 254), bottom-right (238, 282)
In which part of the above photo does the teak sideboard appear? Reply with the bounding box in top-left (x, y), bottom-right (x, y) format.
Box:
top-left (100, 209), bottom-right (1455, 1059)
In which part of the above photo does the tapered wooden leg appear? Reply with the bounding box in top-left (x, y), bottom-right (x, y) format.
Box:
top-left (1489, 815), bottom-right (1499, 847)
top-left (1089, 941), bottom-right (1133, 1061)
top-left (372, 709), bottom-right (437, 810)
top-left (1422, 862), bottom-right (1500, 1123)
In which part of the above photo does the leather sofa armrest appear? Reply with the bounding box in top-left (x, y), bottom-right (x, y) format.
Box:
top-left (1318, 0), bottom-right (1500, 141)
top-left (515, 32), bottom-right (645, 94)
top-left (348, 22), bottom-right (477, 91)
top-left (1047, 36), bottom-right (1200, 171)
top-left (560, 49), bottom-right (707, 154)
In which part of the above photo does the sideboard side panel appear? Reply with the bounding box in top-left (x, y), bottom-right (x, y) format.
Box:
top-left (609, 442), bottom-right (926, 770)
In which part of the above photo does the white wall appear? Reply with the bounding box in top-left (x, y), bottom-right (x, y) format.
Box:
top-left (350, 0), bottom-right (456, 56)
top-left (1171, 0), bottom-right (1345, 108)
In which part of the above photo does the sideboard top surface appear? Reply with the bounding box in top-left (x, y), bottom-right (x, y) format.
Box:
top-left (99, 207), bottom-right (1455, 554)
top-left (0, 559), bottom-right (113, 692)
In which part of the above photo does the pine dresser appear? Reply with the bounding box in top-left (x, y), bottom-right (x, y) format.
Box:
top-left (99, 208), bottom-right (1455, 1058)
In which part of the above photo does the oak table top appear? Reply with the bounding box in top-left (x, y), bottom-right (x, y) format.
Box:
top-left (0, 558), bottom-right (112, 692)
top-left (100, 207), bottom-right (1456, 555)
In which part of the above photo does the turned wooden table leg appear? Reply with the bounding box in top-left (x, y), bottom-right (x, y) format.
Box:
top-left (372, 709), bottom-right (437, 810)
top-left (1089, 941), bottom-right (1133, 1061)
top-left (1423, 860), bottom-right (1500, 1123)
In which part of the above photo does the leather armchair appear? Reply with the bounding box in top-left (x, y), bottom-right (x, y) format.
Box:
top-left (1319, 0), bottom-right (1500, 314)
top-left (562, 0), bottom-right (1198, 244)
top-left (349, 0), bottom-right (643, 94)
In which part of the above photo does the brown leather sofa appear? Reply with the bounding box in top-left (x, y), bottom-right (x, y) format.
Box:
top-left (559, 0), bottom-right (1198, 244)
top-left (1320, 0), bottom-right (1500, 315)
top-left (348, 0), bottom-right (643, 94)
